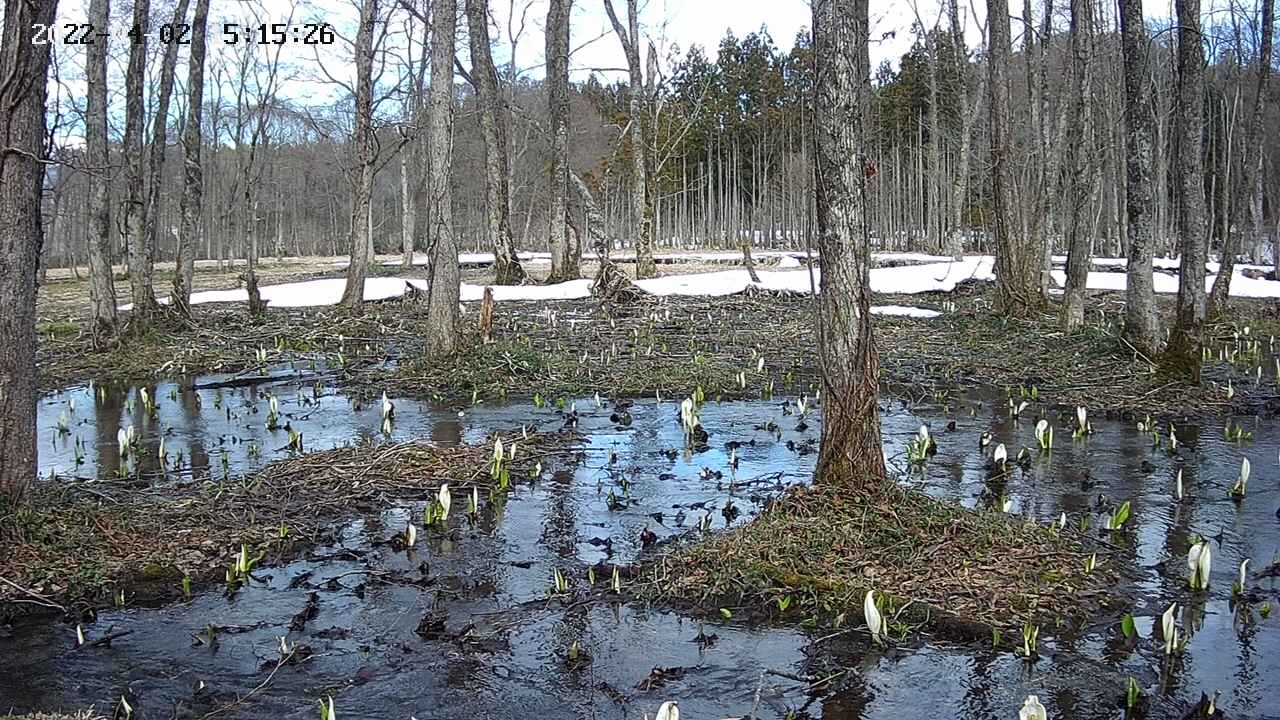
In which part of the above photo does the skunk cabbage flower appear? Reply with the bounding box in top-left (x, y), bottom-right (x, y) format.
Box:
top-left (1175, 469), bottom-right (1184, 500)
top-left (1187, 539), bottom-right (1212, 590)
top-left (1231, 457), bottom-right (1250, 497)
top-left (1034, 420), bottom-right (1053, 449)
top-left (117, 428), bottom-right (129, 458)
top-left (1076, 406), bottom-right (1088, 432)
top-left (993, 443), bottom-right (1008, 467)
top-left (1235, 559), bottom-right (1250, 596)
top-left (405, 523), bottom-right (417, 548)
top-left (381, 392), bottom-right (393, 420)
top-left (1019, 695), bottom-right (1047, 720)
top-left (654, 701), bottom-right (680, 720)
top-left (438, 484), bottom-right (452, 521)
top-left (864, 590), bottom-right (885, 644)
top-left (1162, 603), bottom-right (1178, 654)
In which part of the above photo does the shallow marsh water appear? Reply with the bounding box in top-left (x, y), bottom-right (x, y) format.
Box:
top-left (5, 376), bottom-right (1280, 719)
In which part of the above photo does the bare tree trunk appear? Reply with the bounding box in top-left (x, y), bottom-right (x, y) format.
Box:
top-left (812, 0), bottom-right (886, 488)
top-left (173, 0), bottom-right (210, 316)
top-left (546, 0), bottom-right (576, 281)
top-left (988, 0), bottom-right (1042, 316)
top-left (1164, 0), bottom-right (1209, 381)
top-left (1060, 0), bottom-right (1095, 329)
top-left (0, 0), bottom-right (58, 507)
top-left (1207, 0), bottom-right (1273, 317)
top-left (423, 0), bottom-right (462, 355)
top-left (401, 143), bottom-right (415, 270)
top-left (143, 0), bottom-right (191, 281)
top-left (1119, 0), bottom-right (1159, 353)
top-left (604, 0), bottom-right (656, 278)
top-left (85, 0), bottom-right (119, 342)
top-left (340, 0), bottom-right (380, 309)
top-left (467, 0), bottom-right (526, 285)
top-left (123, 0), bottom-right (157, 323)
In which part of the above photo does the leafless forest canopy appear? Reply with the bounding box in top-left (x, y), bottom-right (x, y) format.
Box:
top-left (37, 0), bottom-right (1280, 272)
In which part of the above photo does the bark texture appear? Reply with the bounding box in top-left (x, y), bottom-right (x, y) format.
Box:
top-left (1206, 0), bottom-right (1273, 317)
top-left (546, 0), bottom-right (576, 281)
top-left (423, 0), bottom-right (462, 355)
top-left (143, 0), bottom-right (192, 287)
top-left (123, 0), bottom-right (157, 322)
top-left (1163, 0), bottom-right (1209, 381)
top-left (1060, 0), bottom-right (1095, 330)
top-left (812, 0), bottom-right (887, 488)
top-left (1119, 0), bottom-right (1159, 354)
top-left (0, 0), bottom-right (59, 506)
top-left (340, 0), bottom-right (381, 309)
top-left (604, 0), bottom-right (655, 278)
top-left (173, 0), bottom-right (212, 316)
top-left (987, 0), bottom-right (1042, 317)
top-left (85, 0), bottom-right (119, 342)
top-left (467, 0), bottom-right (526, 285)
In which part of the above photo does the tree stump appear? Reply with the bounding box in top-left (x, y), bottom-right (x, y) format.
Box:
top-left (591, 259), bottom-right (646, 306)
top-left (479, 286), bottom-right (495, 343)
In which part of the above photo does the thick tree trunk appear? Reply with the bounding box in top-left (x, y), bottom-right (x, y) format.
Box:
top-left (1119, 0), bottom-right (1160, 354)
top-left (1163, 0), bottom-right (1209, 381)
top-left (143, 0), bottom-right (192, 279)
top-left (123, 0), bottom-right (157, 322)
top-left (1207, 0), bottom-right (1272, 317)
top-left (546, 0), bottom-right (576, 281)
top-left (0, 0), bottom-right (59, 507)
top-left (172, 0), bottom-right (211, 316)
top-left (467, 0), bottom-right (526, 285)
top-left (812, 0), bottom-right (886, 488)
top-left (86, 0), bottom-right (119, 342)
top-left (1060, 0), bottom-right (1095, 330)
top-left (987, 0), bottom-right (1042, 317)
top-left (423, 0), bottom-right (462, 355)
top-left (340, 0), bottom-right (380, 309)
top-left (604, 0), bottom-right (655, 278)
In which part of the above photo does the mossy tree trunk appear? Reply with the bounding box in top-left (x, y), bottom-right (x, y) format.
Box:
top-left (85, 0), bottom-right (119, 343)
top-left (1119, 0), bottom-right (1160, 355)
top-left (173, 0), bottom-right (211, 317)
top-left (1163, 0), bottom-right (1209, 381)
top-left (1060, 0), bottom-right (1095, 330)
top-left (546, 0), bottom-right (577, 282)
top-left (423, 0), bottom-right (462, 355)
top-left (0, 0), bottom-right (59, 507)
top-left (339, 0), bottom-right (380, 310)
top-left (467, 0), bottom-right (527, 286)
top-left (987, 0), bottom-right (1043, 318)
top-left (812, 0), bottom-right (886, 488)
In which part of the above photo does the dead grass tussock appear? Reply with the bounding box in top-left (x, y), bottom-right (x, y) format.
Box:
top-left (0, 432), bottom-right (572, 609)
top-left (646, 482), bottom-right (1111, 637)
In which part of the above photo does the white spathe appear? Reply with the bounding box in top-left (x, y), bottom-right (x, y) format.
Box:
top-left (864, 590), bottom-right (885, 643)
top-left (1019, 695), bottom-right (1048, 720)
top-left (1187, 540), bottom-right (1212, 590)
top-left (654, 701), bottom-right (679, 720)
top-left (438, 484), bottom-right (451, 521)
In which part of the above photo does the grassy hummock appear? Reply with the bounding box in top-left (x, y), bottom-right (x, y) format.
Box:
top-left (643, 482), bottom-right (1113, 640)
top-left (0, 432), bottom-right (571, 614)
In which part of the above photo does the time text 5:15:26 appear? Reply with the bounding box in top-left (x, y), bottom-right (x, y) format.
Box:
top-left (31, 22), bottom-right (336, 45)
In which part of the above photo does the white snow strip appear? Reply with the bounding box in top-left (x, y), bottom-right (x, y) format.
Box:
top-left (124, 253), bottom-right (1280, 312)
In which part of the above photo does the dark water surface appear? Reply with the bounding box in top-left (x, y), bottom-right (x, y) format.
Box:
top-left (5, 375), bottom-right (1279, 719)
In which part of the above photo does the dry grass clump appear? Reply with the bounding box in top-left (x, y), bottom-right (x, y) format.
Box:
top-left (646, 482), bottom-right (1112, 638)
top-left (1, 432), bottom-right (571, 611)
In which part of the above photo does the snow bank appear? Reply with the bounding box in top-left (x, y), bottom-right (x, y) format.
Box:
top-left (124, 253), bottom-right (1279, 313)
